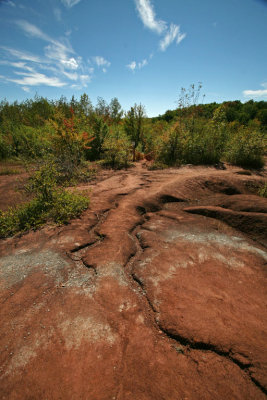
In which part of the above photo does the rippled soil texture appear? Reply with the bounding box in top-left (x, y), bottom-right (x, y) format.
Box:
top-left (0, 162), bottom-right (267, 400)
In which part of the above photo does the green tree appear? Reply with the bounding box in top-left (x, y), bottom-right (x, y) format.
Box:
top-left (95, 97), bottom-right (110, 119)
top-left (103, 127), bottom-right (131, 168)
top-left (87, 116), bottom-right (109, 160)
top-left (109, 97), bottom-right (123, 123)
top-left (124, 103), bottom-right (146, 159)
top-left (50, 107), bottom-right (93, 179)
top-left (79, 93), bottom-right (94, 117)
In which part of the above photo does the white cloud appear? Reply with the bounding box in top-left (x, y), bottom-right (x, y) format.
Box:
top-left (60, 57), bottom-right (79, 70)
top-left (16, 20), bottom-right (52, 42)
top-left (80, 74), bottom-right (91, 84)
top-left (16, 20), bottom-right (74, 61)
top-left (16, 20), bottom-right (74, 58)
top-left (159, 23), bottom-right (186, 51)
top-left (138, 59), bottom-right (148, 68)
top-left (5, 0), bottom-right (16, 6)
top-left (7, 71), bottom-right (66, 87)
top-left (243, 86), bottom-right (267, 98)
top-left (54, 8), bottom-right (62, 22)
top-left (135, 0), bottom-right (166, 34)
top-left (127, 61), bottom-right (137, 72)
top-left (69, 75), bottom-right (91, 90)
top-left (0, 20), bottom-right (96, 90)
top-left (0, 60), bottom-right (34, 71)
top-left (61, 0), bottom-right (81, 8)
top-left (62, 71), bottom-right (78, 80)
top-left (44, 43), bottom-right (73, 65)
top-left (22, 86), bottom-right (30, 92)
top-left (93, 56), bottom-right (111, 68)
top-left (127, 58), bottom-right (148, 72)
top-left (0, 46), bottom-right (41, 63)
top-left (134, 0), bottom-right (186, 54)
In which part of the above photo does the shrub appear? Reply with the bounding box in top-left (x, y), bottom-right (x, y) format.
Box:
top-left (86, 116), bottom-right (109, 160)
top-left (148, 161), bottom-right (168, 170)
top-left (258, 182), bottom-right (267, 198)
top-left (157, 119), bottom-right (224, 166)
top-left (50, 107), bottom-right (94, 180)
top-left (102, 128), bottom-right (131, 168)
top-left (224, 127), bottom-right (265, 168)
top-left (0, 163), bottom-right (89, 238)
top-left (157, 123), bottom-right (183, 166)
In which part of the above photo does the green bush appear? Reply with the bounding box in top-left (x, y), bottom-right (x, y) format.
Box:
top-left (103, 128), bottom-right (131, 168)
top-left (148, 161), bottom-right (168, 170)
top-left (157, 118), bottom-right (224, 166)
top-left (258, 182), bottom-right (267, 198)
top-left (158, 124), bottom-right (183, 166)
top-left (224, 127), bottom-right (265, 168)
top-left (0, 164), bottom-right (89, 238)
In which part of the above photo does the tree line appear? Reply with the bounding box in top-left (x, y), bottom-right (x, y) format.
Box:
top-left (0, 90), bottom-right (266, 169)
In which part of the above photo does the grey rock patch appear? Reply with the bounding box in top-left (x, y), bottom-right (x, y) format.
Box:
top-left (0, 249), bottom-right (70, 288)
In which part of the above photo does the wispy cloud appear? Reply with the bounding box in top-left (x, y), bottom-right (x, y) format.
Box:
top-left (54, 8), bottom-right (62, 22)
top-left (6, 71), bottom-right (66, 87)
top-left (4, 0), bottom-right (16, 7)
top-left (80, 75), bottom-right (91, 84)
top-left (134, 0), bottom-right (186, 58)
top-left (0, 60), bottom-right (34, 71)
top-left (92, 56), bottom-right (111, 73)
top-left (159, 23), bottom-right (186, 51)
top-left (0, 46), bottom-right (42, 63)
top-left (127, 61), bottom-right (137, 72)
top-left (61, 0), bottom-right (81, 8)
top-left (0, 20), bottom-right (94, 90)
top-left (243, 82), bottom-right (267, 98)
top-left (16, 20), bottom-right (74, 58)
top-left (93, 56), bottom-right (111, 67)
top-left (16, 20), bottom-right (52, 42)
top-left (135, 0), bottom-right (166, 34)
top-left (127, 58), bottom-right (148, 72)
top-left (0, 0), bottom-right (16, 7)
top-left (138, 58), bottom-right (148, 68)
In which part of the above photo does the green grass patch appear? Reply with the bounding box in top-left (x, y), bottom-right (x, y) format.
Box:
top-left (0, 168), bottom-right (21, 176)
top-left (0, 189), bottom-right (89, 238)
top-left (0, 162), bottom-right (89, 238)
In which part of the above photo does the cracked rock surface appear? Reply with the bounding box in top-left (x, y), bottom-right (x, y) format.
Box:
top-left (0, 162), bottom-right (267, 399)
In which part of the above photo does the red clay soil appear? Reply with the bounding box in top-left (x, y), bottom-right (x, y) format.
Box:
top-left (0, 162), bottom-right (267, 399)
top-left (0, 172), bottom-right (29, 211)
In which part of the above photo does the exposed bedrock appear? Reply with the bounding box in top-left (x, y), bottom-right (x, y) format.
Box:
top-left (0, 164), bottom-right (266, 399)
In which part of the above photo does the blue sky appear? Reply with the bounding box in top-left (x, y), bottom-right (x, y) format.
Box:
top-left (0, 0), bottom-right (266, 116)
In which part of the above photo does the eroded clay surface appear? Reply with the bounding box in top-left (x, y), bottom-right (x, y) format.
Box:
top-left (0, 163), bottom-right (266, 399)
